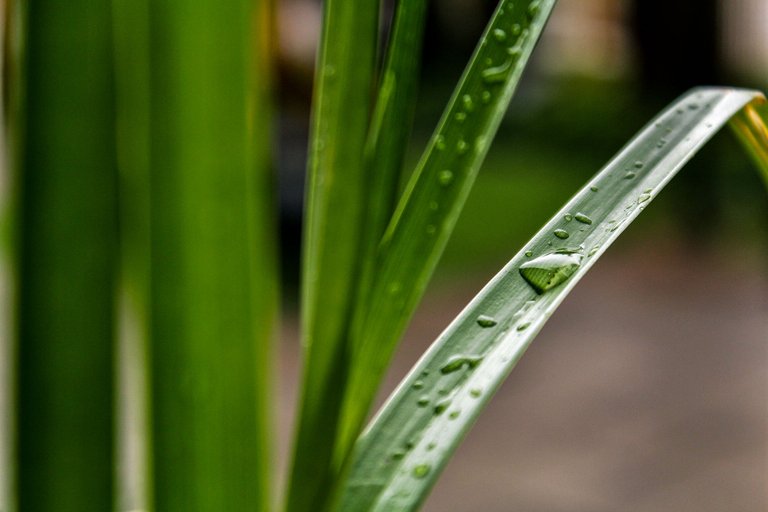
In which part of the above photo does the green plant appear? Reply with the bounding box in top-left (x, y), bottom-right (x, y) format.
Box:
top-left (3, 1), bottom-right (766, 512)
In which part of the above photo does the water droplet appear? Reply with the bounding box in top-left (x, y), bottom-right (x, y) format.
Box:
top-left (454, 112), bottom-right (467, 122)
top-left (427, 442), bottom-right (436, 451)
top-left (429, 200), bottom-right (439, 211)
top-left (624, 171), bottom-right (636, 179)
top-left (413, 464), bottom-right (431, 479)
top-left (510, 23), bottom-right (522, 36)
top-left (434, 398), bottom-right (451, 414)
top-left (519, 252), bottom-right (583, 294)
top-left (492, 28), bottom-right (507, 42)
top-left (517, 321), bottom-right (530, 331)
top-left (564, 213), bottom-right (573, 222)
top-left (421, 369), bottom-right (430, 376)
top-left (438, 169), bottom-right (454, 186)
top-left (470, 388), bottom-right (482, 398)
top-left (388, 282), bottom-right (402, 295)
top-left (456, 139), bottom-right (468, 154)
top-left (524, 250), bottom-right (533, 257)
top-left (461, 94), bottom-right (474, 111)
top-left (412, 380), bottom-right (424, 390)
top-left (574, 212), bottom-right (592, 224)
top-left (449, 410), bottom-right (460, 420)
top-left (527, 0), bottom-right (541, 18)
top-left (590, 185), bottom-right (599, 192)
top-left (440, 354), bottom-right (483, 374)
top-left (553, 229), bottom-right (569, 239)
top-left (324, 65), bottom-right (336, 78)
top-left (481, 90), bottom-right (492, 104)
top-left (426, 224), bottom-right (436, 235)
top-left (392, 450), bottom-right (406, 460)
top-left (481, 58), bottom-right (513, 84)
top-left (588, 245), bottom-right (600, 256)
top-left (435, 135), bottom-right (446, 150)
top-left (688, 103), bottom-right (699, 110)
top-left (476, 315), bottom-right (497, 328)
top-left (638, 192), bottom-right (651, 203)
top-left (417, 395), bottom-right (430, 407)
top-left (634, 160), bottom-right (644, 169)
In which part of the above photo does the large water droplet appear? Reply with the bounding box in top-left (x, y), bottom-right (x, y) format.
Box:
top-left (554, 229), bottom-right (569, 239)
top-left (519, 252), bottom-right (583, 294)
top-left (590, 185), bottom-right (599, 192)
top-left (492, 28), bottom-right (507, 42)
top-left (449, 410), bottom-right (460, 420)
top-left (470, 388), bottom-right (482, 398)
top-left (417, 395), bottom-right (430, 407)
top-left (456, 139), bottom-right (469, 155)
top-left (435, 135), bottom-right (446, 150)
top-left (510, 23), bottom-right (522, 36)
top-left (516, 321), bottom-right (531, 331)
top-left (412, 380), bottom-right (424, 390)
top-left (476, 315), bottom-right (497, 328)
top-left (481, 90), bottom-right (492, 104)
top-left (413, 464), bottom-right (431, 479)
top-left (440, 354), bottom-right (483, 374)
top-left (574, 212), bottom-right (593, 224)
top-left (564, 213), bottom-right (573, 222)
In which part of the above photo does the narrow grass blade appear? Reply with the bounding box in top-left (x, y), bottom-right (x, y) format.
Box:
top-left (730, 98), bottom-right (768, 191)
top-left (14, 1), bottom-right (117, 510)
top-left (360, 0), bottom-right (429, 255)
top-left (339, 88), bottom-right (767, 511)
top-left (337, 0), bottom-right (558, 468)
top-left (112, 0), bottom-right (151, 508)
top-left (145, 1), bottom-right (276, 510)
top-left (285, 0), bottom-right (380, 511)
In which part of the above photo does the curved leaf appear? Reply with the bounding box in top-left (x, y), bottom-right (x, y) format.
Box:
top-left (340, 87), bottom-right (767, 511)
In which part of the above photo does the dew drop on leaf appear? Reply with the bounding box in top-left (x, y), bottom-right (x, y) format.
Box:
top-left (413, 464), bottom-right (431, 479)
top-left (553, 229), bottom-right (569, 239)
top-left (438, 169), bottom-right (454, 186)
top-left (519, 252), bottom-right (583, 294)
top-left (440, 354), bottom-right (483, 374)
top-left (476, 314), bottom-right (497, 328)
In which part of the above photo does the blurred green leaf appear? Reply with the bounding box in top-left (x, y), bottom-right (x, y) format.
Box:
top-left (15, 1), bottom-right (117, 510)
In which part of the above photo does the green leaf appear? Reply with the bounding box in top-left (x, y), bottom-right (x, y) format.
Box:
top-left (339, 88), bottom-right (767, 511)
top-left (336, 0), bottom-right (558, 470)
top-left (140, 1), bottom-right (277, 510)
top-left (285, 0), bottom-right (380, 510)
top-left (14, 0), bottom-right (117, 510)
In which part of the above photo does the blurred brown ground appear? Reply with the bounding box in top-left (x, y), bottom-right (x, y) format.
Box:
top-left (277, 239), bottom-right (767, 511)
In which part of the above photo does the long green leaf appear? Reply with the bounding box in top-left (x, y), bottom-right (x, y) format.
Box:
top-left (14, 0), bottom-right (117, 510)
top-left (285, 0), bottom-right (379, 510)
top-left (337, 0), bottom-right (558, 469)
top-left (144, 1), bottom-right (276, 510)
top-left (340, 88), bottom-right (768, 511)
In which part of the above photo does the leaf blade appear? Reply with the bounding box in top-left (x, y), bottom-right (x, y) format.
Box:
top-left (337, 0), bottom-right (559, 468)
top-left (340, 87), bottom-right (767, 511)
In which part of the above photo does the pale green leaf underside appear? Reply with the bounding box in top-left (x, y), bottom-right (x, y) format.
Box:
top-left (339, 88), bottom-right (767, 512)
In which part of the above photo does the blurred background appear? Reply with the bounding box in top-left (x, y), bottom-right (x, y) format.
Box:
top-left (0, 0), bottom-right (766, 511)
top-left (274, 0), bottom-right (768, 510)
